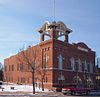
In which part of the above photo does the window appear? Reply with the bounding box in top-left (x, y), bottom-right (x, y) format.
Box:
top-left (12, 65), bottom-right (14, 71)
top-left (46, 77), bottom-right (48, 83)
top-left (87, 63), bottom-right (90, 72)
top-left (21, 77), bottom-right (23, 83)
top-left (21, 77), bottom-right (25, 83)
top-left (78, 59), bottom-right (82, 72)
top-left (58, 54), bottom-right (63, 70)
top-left (18, 77), bottom-right (20, 83)
top-left (12, 76), bottom-right (13, 82)
top-left (9, 65), bottom-right (10, 71)
top-left (27, 78), bottom-right (29, 83)
top-left (75, 60), bottom-right (79, 71)
top-left (20, 64), bottom-right (23, 71)
top-left (17, 64), bottom-right (19, 71)
top-left (70, 57), bottom-right (75, 71)
top-left (73, 76), bottom-right (82, 84)
top-left (43, 77), bottom-right (48, 83)
top-left (8, 76), bottom-right (10, 82)
top-left (90, 62), bottom-right (93, 73)
top-left (84, 61), bottom-right (88, 72)
top-left (5, 66), bottom-right (7, 71)
top-left (47, 47), bottom-right (50, 51)
top-left (28, 65), bottom-right (31, 71)
top-left (58, 72), bottom-right (65, 82)
top-left (43, 56), bottom-right (46, 68)
top-left (43, 54), bottom-right (49, 68)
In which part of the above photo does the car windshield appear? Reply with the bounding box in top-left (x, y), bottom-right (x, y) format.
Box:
top-left (66, 85), bottom-right (76, 88)
top-left (65, 84), bottom-right (84, 88)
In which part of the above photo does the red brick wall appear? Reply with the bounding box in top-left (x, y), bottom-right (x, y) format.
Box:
top-left (52, 40), bottom-right (95, 87)
top-left (4, 39), bottom-right (95, 89)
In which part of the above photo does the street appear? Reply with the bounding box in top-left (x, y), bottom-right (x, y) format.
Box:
top-left (0, 91), bottom-right (100, 97)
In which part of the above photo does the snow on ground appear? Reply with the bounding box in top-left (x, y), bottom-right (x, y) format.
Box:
top-left (0, 83), bottom-right (49, 93)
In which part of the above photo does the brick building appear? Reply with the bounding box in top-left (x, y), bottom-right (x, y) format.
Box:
top-left (4, 21), bottom-right (95, 89)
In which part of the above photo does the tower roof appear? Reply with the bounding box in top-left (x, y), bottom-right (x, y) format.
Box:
top-left (38, 21), bottom-right (72, 34)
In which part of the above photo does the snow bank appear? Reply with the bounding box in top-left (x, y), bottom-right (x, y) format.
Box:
top-left (0, 83), bottom-right (49, 93)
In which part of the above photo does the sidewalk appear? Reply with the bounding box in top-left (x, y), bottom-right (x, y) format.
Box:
top-left (0, 92), bottom-right (60, 97)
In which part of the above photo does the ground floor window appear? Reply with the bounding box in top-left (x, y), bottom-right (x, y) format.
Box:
top-left (73, 75), bottom-right (82, 84)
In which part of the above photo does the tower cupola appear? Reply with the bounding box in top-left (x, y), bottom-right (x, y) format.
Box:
top-left (38, 21), bottom-right (72, 43)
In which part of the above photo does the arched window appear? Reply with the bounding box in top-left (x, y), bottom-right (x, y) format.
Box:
top-left (58, 72), bottom-right (65, 86)
top-left (58, 73), bottom-right (65, 81)
top-left (86, 76), bottom-right (93, 87)
top-left (44, 34), bottom-right (50, 41)
top-left (84, 61), bottom-right (87, 71)
top-left (43, 54), bottom-right (49, 68)
top-left (70, 57), bottom-right (75, 71)
top-left (73, 76), bottom-right (82, 84)
top-left (58, 54), bottom-right (63, 70)
top-left (90, 62), bottom-right (93, 73)
top-left (78, 59), bottom-right (82, 72)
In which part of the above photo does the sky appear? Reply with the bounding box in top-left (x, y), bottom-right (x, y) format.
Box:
top-left (0, 0), bottom-right (100, 65)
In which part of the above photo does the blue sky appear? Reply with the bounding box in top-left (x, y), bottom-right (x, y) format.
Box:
top-left (0, 0), bottom-right (100, 64)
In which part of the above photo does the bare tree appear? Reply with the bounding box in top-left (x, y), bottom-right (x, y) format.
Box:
top-left (36, 65), bottom-right (47, 91)
top-left (17, 45), bottom-right (40, 94)
top-left (36, 53), bottom-right (48, 91)
top-left (17, 45), bottom-right (48, 92)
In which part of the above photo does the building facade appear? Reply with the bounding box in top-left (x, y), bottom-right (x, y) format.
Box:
top-left (4, 21), bottom-right (95, 89)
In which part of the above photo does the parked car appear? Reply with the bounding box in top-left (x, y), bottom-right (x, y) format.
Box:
top-left (62, 84), bottom-right (92, 95)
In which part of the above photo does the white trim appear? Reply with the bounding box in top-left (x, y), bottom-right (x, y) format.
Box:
top-left (45, 67), bottom-right (94, 74)
top-left (35, 81), bottom-right (53, 85)
top-left (77, 46), bottom-right (88, 52)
